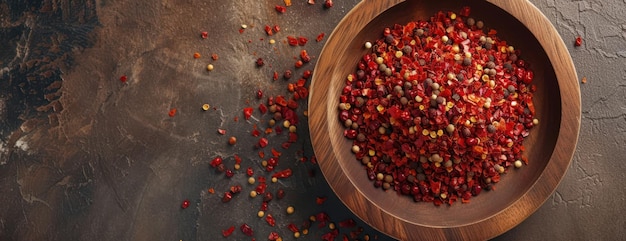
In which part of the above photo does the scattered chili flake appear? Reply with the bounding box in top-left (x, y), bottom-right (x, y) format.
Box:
top-left (211, 53), bottom-right (219, 60)
top-left (193, 52), bottom-right (201, 59)
top-left (338, 219), bottom-right (356, 228)
top-left (222, 191), bottom-right (233, 203)
top-left (271, 148), bottom-right (282, 157)
top-left (287, 223), bottom-right (299, 233)
top-left (181, 199), bottom-right (190, 209)
top-left (307, 0), bottom-right (315, 4)
top-left (276, 189), bottom-right (285, 199)
top-left (240, 223), bottom-right (254, 236)
top-left (222, 226), bottom-right (235, 237)
top-left (243, 107), bottom-right (254, 120)
top-left (168, 108), bottom-right (177, 117)
top-left (287, 36), bottom-right (298, 46)
top-left (208, 188), bottom-right (215, 194)
top-left (258, 137), bottom-right (269, 148)
top-left (210, 156), bottom-right (223, 168)
top-left (298, 36), bottom-right (308, 46)
top-left (275, 5), bottom-right (286, 13)
top-left (119, 75), bottom-right (128, 83)
top-left (324, 0), bottom-right (333, 8)
top-left (200, 31), bottom-right (208, 39)
top-left (272, 168), bottom-right (292, 179)
top-left (284, 0), bottom-right (291, 6)
top-left (294, 60), bottom-right (303, 68)
top-left (273, 25), bottom-right (280, 33)
top-left (273, 71), bottom-right (279, 80)
top-left (264, 25), bottom-right (273, 36)
top-left (575, 36), bottom-right (583, 47)
top-left (300, 50), bottom-right (311, 63)
top-left (217, 129), bottom-right (226, 135)
top-left (259, 103), bottom-right (268, 114)
top-left (316, 196), bottom-right (327, 205)
top-left (256, 58), bottom-right (265, 67)
top-left (268, 231), bottom-right (280, 241)
top-left (581, 76), bottom-right (587, 84)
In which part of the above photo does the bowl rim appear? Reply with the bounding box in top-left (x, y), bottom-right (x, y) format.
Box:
top-left (309, 0), bottom-right (581, 240)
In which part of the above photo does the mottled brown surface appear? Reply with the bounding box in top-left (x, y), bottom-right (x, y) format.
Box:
top-left (0, 0), bottom-right (624, 240)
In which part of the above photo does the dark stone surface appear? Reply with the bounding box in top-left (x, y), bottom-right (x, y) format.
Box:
top-left (0, 0), bottom-right (624, 240)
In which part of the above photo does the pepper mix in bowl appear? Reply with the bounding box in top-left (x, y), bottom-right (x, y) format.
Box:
top-left (338, 7), bottom-right (537, 206)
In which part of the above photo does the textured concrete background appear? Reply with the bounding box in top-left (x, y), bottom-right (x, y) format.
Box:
top-left (0, 0), bottom-right (624, 240)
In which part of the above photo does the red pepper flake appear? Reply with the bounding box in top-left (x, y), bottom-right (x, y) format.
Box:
top-left (581, 76), bottom-right (587, 84)
top-left (210, 156), bottom-right (223, 168)
top-left (240, 223), bottom-right (254, 236)
top-left (256, 89), bottom-right (264, 99)
top-left (200, 31), bottom-right (208, 39)
top-left (268, 231), bottom-right (280, 240)
top-left (119, 75), bottom-right (128, 83)
top-left (243, 107), bottom-right (254, 120)
top-left (459, 6), bottom-right (471, 17)
top-left (275, 5), bottom-right (287, 13)
top-left (246, 167), bottom-right (254, 177)
top-left (211, 53), bottom-right (219, 60)
top-left (316, 196), bottom-right (327, 205)
top-left (271, 148), bottom-right (282, 157)
top-left (272, 168), bottom-right (292, 179)
top-left (222, 191), bottom-right (233, 202)
top-left (252, 128), bottom-right (261, 137)
top-left (259, 151), bottom-right (265, 159)
top-left (273, 71), bottom-right (279, 81)
top-left (258, 137), bottom-right (269, 148)
top-left (193, 52), bottom-right (201, 59)
top-left (338, 219), bottom-right (356, 228)
top-left (300, 50), bottom-right (311, 63)
top-left (258, 103), bottom-right (268, 114)
top-left (273, 25), bottom-right (280, 33)
top-left (287, 223), bottom-right (299, 233)
top-left (222, 226), bottom-right (235, 237)
top-left (324, 0), bottom-right (333, 8)
top-left (294, 60), bottom-right (303, 68)
top-left (287, 36), bottom-right (298, 46)
top-left (575, 36), bottom-right (583, 47)
top-left (265, 213), bottom-right (276, 226)
top-left (168, 108), bottom-right (177, 117)
top-left (316, 32), bottom-right (325, 42)
top-left (339, 7), bottom-right (537, 206)
top-left (297, 36), bottom-right (308, 46)
top-left (217, 129), bottom-right (226, 135)
top-left (264, 25), bottom-right (273, 36)
top-left (256, 57), bottom-right (265, 67)
top-left (307, 0), bottom-right (315, 4)
top-left (181, 199), bottom-right (190, 209)
top-left (234, 154), bottom-right (242, 165)
top-left (208, 188), bottom-right (215, 194)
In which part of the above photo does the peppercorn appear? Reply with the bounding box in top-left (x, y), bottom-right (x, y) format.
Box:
top-left (286, 206), bottom-right (294, 214)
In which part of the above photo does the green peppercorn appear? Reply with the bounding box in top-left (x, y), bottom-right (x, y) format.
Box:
top-left (384, 175), bottom-right (393, 183)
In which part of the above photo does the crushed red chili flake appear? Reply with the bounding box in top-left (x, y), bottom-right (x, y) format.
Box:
top-left (264, 25), bottom-right (273, 36)
top-left (338, 7), bottom-right (537, 205)
top-left (287, 36), bottom-right (298, 46)
top-left (240, 223), bottom-right (254, 236)
top-left (275, 5), bottom-right (286, 13)
top-left (295, 60), bottom-right (303, 68)
top-left (181, 199), bottom-right (190, 209)
top-left (256, 57), bottom-right (265, 67)
top-left (211, 53), bottom-right (219, 60)
top-left (272, 168), bottom-right (292, 178)
top-left (575, 36), bottom-right (583, 46)
top-left (316, 32), bottom-right (325, 42)
top-left (200, 31), bottom-right (208, 39)
top-left (338, 219), bottom-right (356, 228)
top-left (265, 214), bottom-right (276, 226)
top-left (243, 107), bottom-right (254, 120)
top-left (273, 25), bottom-right (281, 33)
top-left (300, 50), bottom-right (311, 63)
top-left (217, 129), bottom-right (226, 135)
top-left (259, 103), bottom-right (268, 114)
top-left (287, 223), bottom-right (300, 233)
top-left (119, 75), bottom-right (127, 83)
top-left (268, 231), bottom-right (280, 240)
top-left (298, 36), bottom-right (308, 46)
top-left (316, 196), bottom-right (327, 205)
top-left (324, 0), bottom-right (333, 9)
top-left (210, 156), bottom-right (223, 168)
top-left (258, 137), bottom-right (269, 148)
top-left (168, 108), bottom-right (177, 117)
top-left (273, 71), bottom-right (279, 80)
top-left (222, 226), bottom-right (235, 237)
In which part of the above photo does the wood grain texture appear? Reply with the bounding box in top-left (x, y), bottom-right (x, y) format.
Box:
top-left (309, 0), bottom-right (580, 240)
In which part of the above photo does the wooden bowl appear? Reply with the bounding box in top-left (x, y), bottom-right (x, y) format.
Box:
top-left (308, 0), bottom-right (580, 240)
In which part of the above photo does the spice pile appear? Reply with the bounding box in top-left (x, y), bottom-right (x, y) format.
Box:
top-left (339, 7), bottom-right (538, 205)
